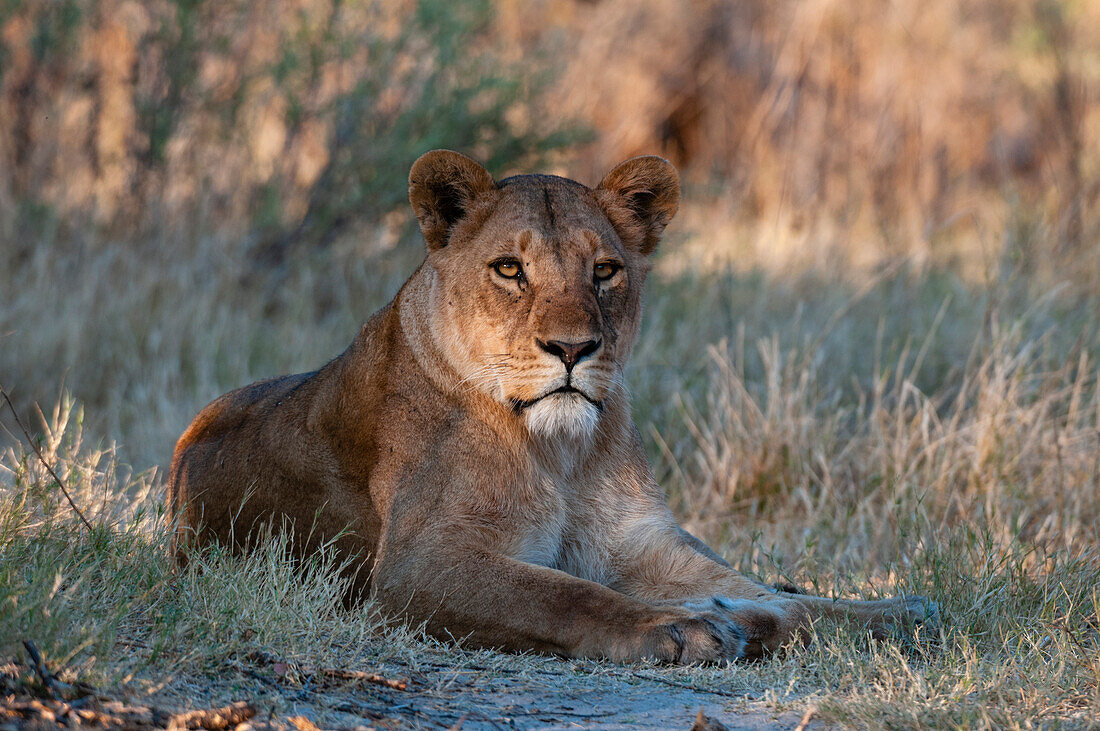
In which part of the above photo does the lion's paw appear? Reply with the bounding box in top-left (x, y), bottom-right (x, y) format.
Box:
top-left (646, 612), bottom-right (746, 664)
top-left (872, 594), bottom-right (941, 638)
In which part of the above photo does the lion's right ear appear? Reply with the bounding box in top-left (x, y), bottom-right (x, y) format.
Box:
top-left (408, 150), bottom-right (498, 250)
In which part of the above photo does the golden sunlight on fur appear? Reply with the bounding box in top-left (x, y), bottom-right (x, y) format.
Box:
top-left (168, 150), bottom-right (937, 663)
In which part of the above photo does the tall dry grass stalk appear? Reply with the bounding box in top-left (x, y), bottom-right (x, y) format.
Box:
top-left (669, 318), bottom-right (1100, 577)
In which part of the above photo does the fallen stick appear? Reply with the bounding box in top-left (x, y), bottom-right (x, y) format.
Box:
top-left (22, 640), bottom-right (76, 700)
top-left (319, 666), bottom-right (408, 691)
top-left (166, 700), bottom-right (255, 730)
top-left (245, 651), bottom-right (410, 691)
top-left (794, 706), bottom-right (817, 731)
top-left (629, 671), bottom-right (748, 699)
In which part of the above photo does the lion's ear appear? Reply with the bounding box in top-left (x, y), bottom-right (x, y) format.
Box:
top-left (408, 150), bottom-right (498, 250)
top-left (595, 156), bottom-right (680, 255)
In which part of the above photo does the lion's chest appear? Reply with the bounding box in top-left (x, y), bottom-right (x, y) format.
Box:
top-left (512, 517), bottom-right (564, 569)
top-left (507, 472), bottom-right (567, 568)
top-left (506, 463), bottom-right (613, 586)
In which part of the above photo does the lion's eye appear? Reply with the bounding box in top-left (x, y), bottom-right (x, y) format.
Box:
top-left (492, 260), bottom-right (522, 279)
top-left (594, 262), bottom-right (621, 281)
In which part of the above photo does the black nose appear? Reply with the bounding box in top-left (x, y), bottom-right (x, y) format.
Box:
top-left (537, 338), bottom-right (601, 371)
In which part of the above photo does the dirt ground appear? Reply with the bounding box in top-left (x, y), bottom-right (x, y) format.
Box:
top-left (4, 648), bottom-right (822, 730)
top-left (149, 654), bottom-right (819, 730)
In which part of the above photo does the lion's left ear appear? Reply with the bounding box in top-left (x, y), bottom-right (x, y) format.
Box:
top-left (595, 156), bottom-right (680, 255)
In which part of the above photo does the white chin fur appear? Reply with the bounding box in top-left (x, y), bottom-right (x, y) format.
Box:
top-left (523, 393), bottom-right (599, 440)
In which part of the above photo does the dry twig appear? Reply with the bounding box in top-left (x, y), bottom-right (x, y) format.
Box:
top-left (21, 640), bottom-right (84, 701)
top-left (246, 651), bottom-right (410, 692)
top-left (794, 706), bottom-right (817, 731)
top-left (629, 671), bottom-right (747, 699)
top-left (166, 701), bottom-right (256, 730)
top-left (319, 666), bottom-right (408, 691)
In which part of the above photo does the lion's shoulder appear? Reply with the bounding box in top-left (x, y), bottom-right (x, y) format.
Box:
top-left (172, 372), bottom-right (314, 458)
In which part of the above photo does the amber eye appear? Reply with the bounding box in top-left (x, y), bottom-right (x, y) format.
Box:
top-left (492, 259), bottom-right (522, 279)
top-left (594, 262), bottom-right (621, 281)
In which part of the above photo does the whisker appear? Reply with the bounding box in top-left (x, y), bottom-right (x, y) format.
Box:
top-left (456, 365), bottom-right (510, 390)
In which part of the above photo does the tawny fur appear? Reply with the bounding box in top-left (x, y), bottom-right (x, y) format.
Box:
top-left (168, 151), bottom-right (935, 663)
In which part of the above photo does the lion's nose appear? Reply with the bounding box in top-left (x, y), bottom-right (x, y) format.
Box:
top-left (537, 338), bottom-right (601, 371)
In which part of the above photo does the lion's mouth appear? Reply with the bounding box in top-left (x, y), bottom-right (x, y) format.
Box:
top-left (510, 385), bottom-right (603, 413)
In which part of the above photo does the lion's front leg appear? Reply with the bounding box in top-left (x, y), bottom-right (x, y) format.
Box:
top-left (370, 530), bottom-right (747, 664)
top-left (782, 592), bottom-right (940, 640)
top-left (605, 519), bottom-right (811, 657)
top-left (610, 515), bottom-right (938, 657)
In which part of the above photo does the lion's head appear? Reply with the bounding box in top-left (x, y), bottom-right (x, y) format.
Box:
top-left (407, 150), bottom-right (679, 440)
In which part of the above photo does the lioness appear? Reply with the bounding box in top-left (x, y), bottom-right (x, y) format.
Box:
top-left (169, 151), bottom-right (934, 662)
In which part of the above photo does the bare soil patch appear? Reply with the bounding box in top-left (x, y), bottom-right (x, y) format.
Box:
top-left (3, 646), bottom-right (818, 730)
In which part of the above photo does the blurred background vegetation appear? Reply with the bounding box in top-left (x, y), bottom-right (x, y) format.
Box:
top-left (1, 0), bottom-right (1098, 470)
